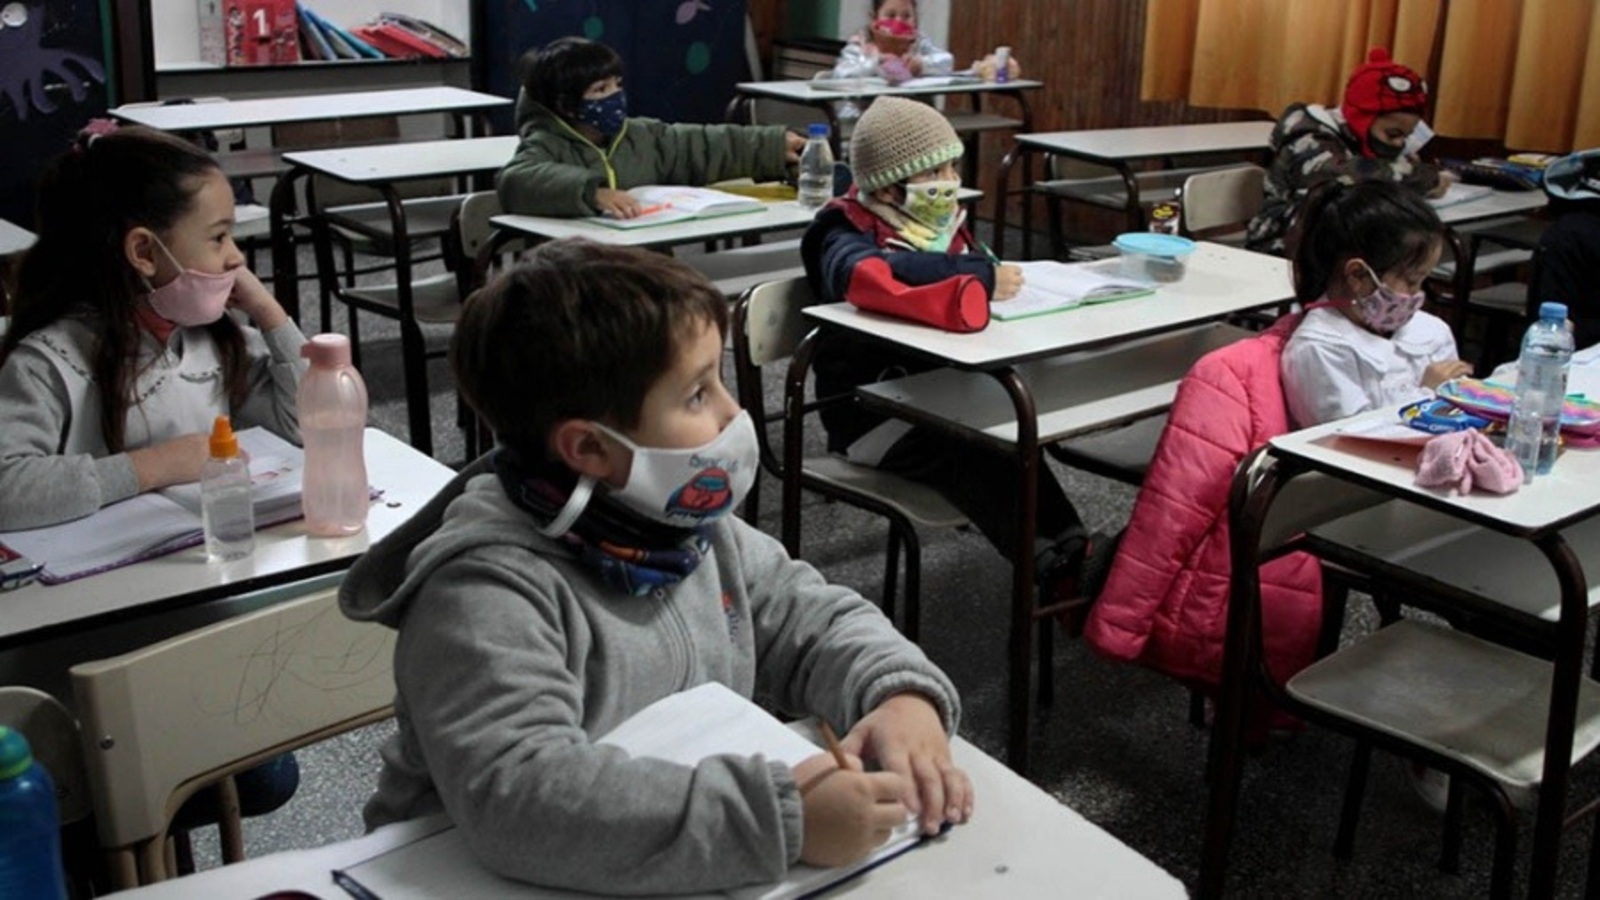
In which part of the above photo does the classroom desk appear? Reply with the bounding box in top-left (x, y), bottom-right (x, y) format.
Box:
top-left (1199, 362), bottom-right (1600, 898)
top-left (992, 121), bottom-right (1275, 259)
top-left (728, 76), bottom-right (1042, 159)
top-left (0, 429), bottom-right (451, 653)
top-left (109, 86), bottom-right (509, 133)
top-left (273, 136), bottom-right (518, 455)
top-left (792, 243), bottom-right (1295, 773)
top-left (491, 201), bottom-right (821, 249)
top-left (1436, 186), bottom-right (1548, 226)
top-left (106, 735), bottom-right (1185, 899)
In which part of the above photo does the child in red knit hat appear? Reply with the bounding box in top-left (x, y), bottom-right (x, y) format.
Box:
top-left (1247, 47), bottom-right (1456, 255)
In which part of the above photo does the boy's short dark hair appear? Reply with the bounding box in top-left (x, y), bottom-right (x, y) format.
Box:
top-left (451, 239), bottom-right (728, 461)
top-left (517, 37), bottom-right (625, 121)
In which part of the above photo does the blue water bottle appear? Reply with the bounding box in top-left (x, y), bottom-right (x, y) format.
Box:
top-left (0, 726), bottom-right (68, 900)
top-left (1505, 302), bottom-right (1575, 479)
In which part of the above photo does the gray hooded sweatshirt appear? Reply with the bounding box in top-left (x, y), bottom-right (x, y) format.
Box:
top-left (340, 461), bottom-right (960, 895)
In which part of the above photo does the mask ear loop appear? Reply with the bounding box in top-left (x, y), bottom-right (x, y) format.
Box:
top-left (539, 475), bottom-right (597, 539)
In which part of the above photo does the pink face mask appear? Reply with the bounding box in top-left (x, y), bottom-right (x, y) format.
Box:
top-left (1352, 261), bottom-right (1426, 334)
top-left (142, 235), bottom-right (235, 327)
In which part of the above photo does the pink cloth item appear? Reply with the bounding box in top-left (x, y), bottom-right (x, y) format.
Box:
top-left (1414, 429), bottom-right (1524, 495)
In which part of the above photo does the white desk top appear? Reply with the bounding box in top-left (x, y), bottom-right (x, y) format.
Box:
top-left (0, 429), bottom-right (453, 647)
top-left (283, 136), bottom-right (518, 182)
top-left (0, 218), bottom-right (36, 256)
top-left (1271, 400), bottom-right (1600, 536)
top-left (109, 87), bottom-right (511, 131)
top-left (107, 736), bottom-right (1184, 899)
top-left (1436, 188), bottom-right (1548, 225)
top-left (805, 243), bottom-right (1293, 369)
top-left (737, 77), bottom-right (1043, 103)
top-left (493, 202), bottom-right (820, 247)
top-left (1014, 121), bottom-right (1275, 161)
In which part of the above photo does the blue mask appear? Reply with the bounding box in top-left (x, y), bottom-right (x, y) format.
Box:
top-left (575, 91), bottom-right (628, 139)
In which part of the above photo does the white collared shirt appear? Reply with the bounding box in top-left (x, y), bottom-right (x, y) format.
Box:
top-left (1281, 305), bottom-right (1459, 428)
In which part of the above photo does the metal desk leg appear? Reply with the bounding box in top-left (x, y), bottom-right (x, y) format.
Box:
top-left (1529, 533), bottom-right (1587, 898)
top-left (994, 368), bottom-right (1039, 774)
top-left (268, 167), bottom-right (309, 323)
top-left (993, 143), bottom-right (1026, 261)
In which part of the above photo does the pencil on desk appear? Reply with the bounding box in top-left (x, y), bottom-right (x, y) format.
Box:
top-left (819, 720), bottom-right (850, 770)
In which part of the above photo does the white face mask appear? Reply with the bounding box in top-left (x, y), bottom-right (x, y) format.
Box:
top-left (539, 410), bottom-right (759, 537)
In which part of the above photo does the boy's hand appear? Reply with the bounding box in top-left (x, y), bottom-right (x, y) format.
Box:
top-left (992, 264), bottom-right (1024, 301)
top-left (1423, 359), bottom-right (1474, 390)
top-left (785, 131), bottom-right (806, 164)
top-left (229, 268), bottom-right (287, 331)
top-left (594, 188), bottom-right (643, 219)
top-left (794, 752), bottom-right (909, 867)
top-left (840, 693), bottom-right (973, 835)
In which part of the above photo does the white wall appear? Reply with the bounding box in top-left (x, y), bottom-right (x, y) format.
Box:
top-left (150, 0), bottom-right (472, 68)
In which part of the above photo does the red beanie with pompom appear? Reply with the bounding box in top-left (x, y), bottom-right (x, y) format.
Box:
top-left (1340, 48), bottom-right (1428, 158)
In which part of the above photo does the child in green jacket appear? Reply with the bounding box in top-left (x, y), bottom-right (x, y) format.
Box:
top-left (497, 37), bottom-right (804, 218)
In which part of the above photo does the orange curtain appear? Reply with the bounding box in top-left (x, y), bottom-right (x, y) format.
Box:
top-left (1143, 0), bottom-right (1600, 152)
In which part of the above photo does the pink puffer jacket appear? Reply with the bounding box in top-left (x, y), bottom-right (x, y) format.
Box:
top-left (1083, 315), bottom-right (1323, 689)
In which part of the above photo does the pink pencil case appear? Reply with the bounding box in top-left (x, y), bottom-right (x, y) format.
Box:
top-left (1436, 378), bottom-right (1600, 447)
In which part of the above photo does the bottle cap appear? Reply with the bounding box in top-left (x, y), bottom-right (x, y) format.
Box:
top-left (0, 726), bottom-right (33, 780)
top-left (1540, 301), bottom-right (1568, 321)
top-left (209, 415), bottom-right (239, 458)
top-left (301, 333), bottom-right (353, 368)
top-left (807, 123), bottom-right (830, 138)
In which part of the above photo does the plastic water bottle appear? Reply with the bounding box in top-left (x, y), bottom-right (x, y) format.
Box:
top-left (1506, 302), bottom-right (1575, 479)
top-left (797, 123), bottom-right (834, 210)
top-left (201, 415), bottom-right (255, 562)
top-left (0, 727), bottom-right (68, 900)
top-left (297, 334), bottom-right (369, 536)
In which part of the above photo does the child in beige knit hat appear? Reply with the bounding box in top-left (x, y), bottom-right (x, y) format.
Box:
top-left (799, 96), bottom-right (1113, 621)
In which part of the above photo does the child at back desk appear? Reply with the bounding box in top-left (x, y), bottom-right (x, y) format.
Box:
top-left (497, 37), bottom-right (805, 219)
top-left (1281, 180), bottom-right (1472, 428)
top-left (339, 240), bottom-right (971, 895)
top-left (0, 124), bottom-right (306, 532)
top-left (831, 0), bottom-right (955, 82)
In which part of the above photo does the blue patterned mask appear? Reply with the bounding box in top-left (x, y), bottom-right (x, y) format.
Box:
top-left (575, 90), bottom-right (628, 139)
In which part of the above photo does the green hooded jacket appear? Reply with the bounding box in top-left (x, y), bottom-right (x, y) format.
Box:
top-left (496, 91), bottom-right (793, 217)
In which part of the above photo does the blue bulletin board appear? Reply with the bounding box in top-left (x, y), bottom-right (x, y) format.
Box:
top-left (477, 0), bottom-right (750, 133)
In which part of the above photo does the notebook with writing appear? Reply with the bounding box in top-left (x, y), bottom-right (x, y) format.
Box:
top-left (340, 683), bottom-right (931, 900)
top-left (991, 260), bottom-right (1154, 321)
top-left (0, 427), bottom-right (307, 584)
top-left (586, 186), bottom-right (767, 230)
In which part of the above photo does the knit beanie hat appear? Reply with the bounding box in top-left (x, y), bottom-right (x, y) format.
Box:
top-left (1544, 149), bottom-right (1600, 201)
top-left (1341, 48), bottom-right (1428, 158)
top-left (850, 96), bottom-right (964, 192)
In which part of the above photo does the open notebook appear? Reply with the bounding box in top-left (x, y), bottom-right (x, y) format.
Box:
top-left (0, 427), bottom-right (306, 583)
top-left (1427, 182), bottom-right (1494, 209)
top-left (991, 260), bottom-right (1155, 321)
top-left (587, 185), bottom-right (766, 230)
top-left (339, 683), bottom-right (930, 900)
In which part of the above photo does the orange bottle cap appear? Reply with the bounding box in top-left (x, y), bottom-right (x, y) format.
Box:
top-left (209, 415), bottom-right (239, 458)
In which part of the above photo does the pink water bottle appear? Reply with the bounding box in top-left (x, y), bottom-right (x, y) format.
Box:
top-left (297, 334), bottom-right (369, 536)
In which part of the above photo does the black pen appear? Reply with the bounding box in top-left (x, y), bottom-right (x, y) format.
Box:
top-left (332, 869), bottom-right (382, 900)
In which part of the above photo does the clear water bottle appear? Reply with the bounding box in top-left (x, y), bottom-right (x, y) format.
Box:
top-left (0, 727), bottom-right (68, 900)
top-left (796, 123), bottom-right (834, 210)
top-left (1506, 302), bottom-right (1575, 479)
top-left (201, 415), bottom-right (255, 562)
top-left (297, 334), bottom-right (369, 536)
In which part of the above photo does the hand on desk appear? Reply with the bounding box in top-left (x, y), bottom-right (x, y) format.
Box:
top-left (594, 187), bottom-right (644, 219)
top-left (129, 433), bottom-right (210, 492)
top-left (841, 692), bottom-right (973, 836)
top-left (992, 263), bottom-right (1024, 301)
top-left (784, 131), bottom-right (806, 165)
top-left (1424, 359), bottom-right (1474, 390)
top-left (794, 751), bottom-right (908, 867)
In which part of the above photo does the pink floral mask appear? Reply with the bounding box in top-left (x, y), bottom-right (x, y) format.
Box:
top-left (142, 235), bottom-right (235, 327)
top-left (1352, 261), bottom-right (1425, 334)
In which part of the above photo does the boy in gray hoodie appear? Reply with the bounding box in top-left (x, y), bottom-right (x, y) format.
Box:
top-left (339, 239), bottom-right (970, 895)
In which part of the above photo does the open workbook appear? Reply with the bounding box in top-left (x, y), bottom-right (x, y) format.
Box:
top-left (338, 683), bottom-right (930, 900)
top-left (0, 427), bottom-right (306, 584)
top-left (991, 260), bottom-right (1155, 321)
top-left (587, 185), bottom-right (767, 229)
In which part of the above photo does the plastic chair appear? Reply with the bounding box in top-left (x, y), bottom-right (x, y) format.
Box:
top-left (1180, 165), bottom-right (1266, 245)
top-left (69, 585), bottom-right (396, 889)
top-left (731, 276), bottom-right (967, 640)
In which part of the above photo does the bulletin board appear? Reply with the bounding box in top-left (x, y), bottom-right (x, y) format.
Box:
top-left (476, 0), bottom-right (750, 133)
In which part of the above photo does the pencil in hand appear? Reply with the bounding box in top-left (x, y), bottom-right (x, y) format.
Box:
top-left (819, 720), bottom-right (851, 770)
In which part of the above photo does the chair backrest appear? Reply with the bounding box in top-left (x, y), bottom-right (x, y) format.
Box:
top-left (70, 586), bottom-right (395, 885)
top-left (1181, 165), bottom-right (1266, 238)
top-left (732, 276), bottom-right (818, 477)
top-left (0, 687), bottom-right (90, 825)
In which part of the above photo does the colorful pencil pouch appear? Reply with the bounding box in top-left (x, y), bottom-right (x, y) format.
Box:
top-left (1436, 378), bottom-right (1600, 446)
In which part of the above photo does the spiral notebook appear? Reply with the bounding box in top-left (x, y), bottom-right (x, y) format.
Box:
top-left (0, 428), bottom-right (306, 584)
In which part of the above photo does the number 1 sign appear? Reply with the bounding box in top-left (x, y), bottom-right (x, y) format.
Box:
top-left (199, 0), bottom-right (301, 66)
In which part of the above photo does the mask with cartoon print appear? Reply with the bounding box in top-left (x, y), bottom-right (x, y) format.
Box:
top-left (899, 178), bottom-right (962, 233)
top-left (1352, 260), bottom-right (1426, 333)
